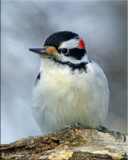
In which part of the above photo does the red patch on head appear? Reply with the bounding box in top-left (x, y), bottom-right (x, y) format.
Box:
top-left (79, 38), bottom-right (85, 49)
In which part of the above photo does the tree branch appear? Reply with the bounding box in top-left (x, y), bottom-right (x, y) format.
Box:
top-left (1, 129), bottom-right (128, 160)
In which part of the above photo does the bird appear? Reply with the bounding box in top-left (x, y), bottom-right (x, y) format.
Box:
top-left (29, 31), bottom-right (110, 135)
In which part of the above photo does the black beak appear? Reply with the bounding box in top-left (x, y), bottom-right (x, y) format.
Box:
top-left (29, 48), bottom-right (48, 56)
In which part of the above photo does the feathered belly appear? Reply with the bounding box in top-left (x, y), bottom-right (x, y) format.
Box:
top-left (33, 63), bottom-right (109, 134)
top-left (33, 74), bottom-right (108, 134)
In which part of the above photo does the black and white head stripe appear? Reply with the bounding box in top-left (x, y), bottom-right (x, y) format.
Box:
top-left (59, 38), bottom-right (79, 49)
top-left (58, 48), bottom-right (86, 60)
top-left (44, 31), bottom-right (86, 60)
top-left (44, 31), bottom-right (79, 48)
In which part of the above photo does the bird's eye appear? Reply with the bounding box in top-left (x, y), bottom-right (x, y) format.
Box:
top-left (58, 48), bottom-right (69, 55)
top-left (61, 48), bottom-right (68, 54)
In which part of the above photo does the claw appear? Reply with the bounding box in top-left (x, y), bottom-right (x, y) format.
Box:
top-left (75, 123), bottom-right (85, 129)
top-left (64, 123), bottom-right (85, 131)
top-left (97, 126), bottom-right (126, 142)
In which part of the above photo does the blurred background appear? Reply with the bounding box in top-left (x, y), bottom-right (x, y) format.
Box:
top-left (1, 1), bottom-right (127, 144)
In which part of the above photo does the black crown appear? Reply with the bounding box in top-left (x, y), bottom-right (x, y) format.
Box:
top-left (44, 31), bottom-right (78, 48)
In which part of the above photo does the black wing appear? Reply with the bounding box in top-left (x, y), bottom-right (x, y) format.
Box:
top-left (35, 72), bottom-right (41, 85)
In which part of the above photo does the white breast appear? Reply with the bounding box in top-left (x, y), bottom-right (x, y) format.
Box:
top-left (32, 59), bottom-right (109, 134)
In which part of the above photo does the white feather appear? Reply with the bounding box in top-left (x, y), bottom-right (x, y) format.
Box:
top-left (32, 57), bottom-right (109, 134)
top-left (59, 38), bottom-right (79, 49)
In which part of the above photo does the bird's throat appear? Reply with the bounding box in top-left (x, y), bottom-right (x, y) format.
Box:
top-left (52, 58), bottom-right (90, 73)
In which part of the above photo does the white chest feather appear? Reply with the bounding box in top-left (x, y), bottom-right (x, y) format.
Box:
top-left (32, 60), bottom-right (109, 134)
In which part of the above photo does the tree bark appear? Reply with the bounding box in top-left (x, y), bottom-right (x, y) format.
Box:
top-left (1, 129), bottom-right (128, 160)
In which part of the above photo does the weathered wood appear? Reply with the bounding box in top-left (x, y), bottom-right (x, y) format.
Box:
top-left (1, 129), bottom-right (128, 160)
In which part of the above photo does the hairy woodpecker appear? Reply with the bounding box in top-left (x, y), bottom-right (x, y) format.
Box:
top-left (29, 31), bottom-right (109, 134)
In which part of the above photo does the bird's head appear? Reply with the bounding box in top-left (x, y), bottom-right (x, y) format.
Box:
top-left (29, 31), bottom-right (87, 63)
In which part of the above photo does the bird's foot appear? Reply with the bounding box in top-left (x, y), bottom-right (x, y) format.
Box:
top-left (97, 126), bottom-right (126, 142)
top-left (64, 123), bottom-right (85, 131)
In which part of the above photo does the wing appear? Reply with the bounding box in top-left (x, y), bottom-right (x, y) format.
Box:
top-left (35, 72), bottom-right (41, 85)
